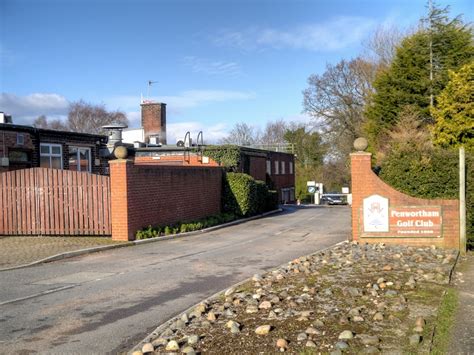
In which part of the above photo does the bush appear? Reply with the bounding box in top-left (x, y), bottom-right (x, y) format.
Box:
top-left (380, 148), bottom-right (473, 249)
top-left (135, 212), bottom-right (238, 240)
top-left (223, 173), bottom-right (279, 217)
top-left (223, 173), bottom-right (257, 216)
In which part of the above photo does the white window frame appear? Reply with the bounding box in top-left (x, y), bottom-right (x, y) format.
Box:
top-left (289, 161), bottom-right (294, 174)
top-left (68, 146), bottom-right (92, 172)
top-left (266, 160), bottom-right (271, 175)
top-left (40, 143), bottom-right (63, 169)
top-left (16, 133), bottom-right (24, 146)
top-left (281, 161), bottom-right (286, 175)
top-left (274, 160), bottom-right (279, 175)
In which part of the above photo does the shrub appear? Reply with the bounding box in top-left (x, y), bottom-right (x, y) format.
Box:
top-left (380, 148), bottom-right (473, 249)
top-left (266, 190), bottom-right (279, 211)
top-left (135, 213), bottom-right (238, 240)
top-left (255, 180), bottom-right (268, 214)
top-left (223, 173), bottom-right (257, 216)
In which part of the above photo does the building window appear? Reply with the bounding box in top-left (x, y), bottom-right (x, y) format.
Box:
top-left (9, 150), bottom-right (30, 163)
top-left (274, 160), bottom-right (279, 175)
top-left (289, 162), bottom-right (294, 174)
top-left (40, 143), bottom-right (63, 169)
top-left (281, 161), bottom-right (286, 175)
top-left (16, 134), bottom-right (24, 146)
top-left (266, 160), bottom-right (271, 175)
top-left (68, 146), bottom-right (91, 172)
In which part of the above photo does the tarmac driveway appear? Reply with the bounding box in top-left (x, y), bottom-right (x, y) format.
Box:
top-left (0, 205), bottom-right (350, 354)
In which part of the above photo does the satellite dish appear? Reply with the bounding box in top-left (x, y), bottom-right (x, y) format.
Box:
top-left (177, 140), bottom-right (185, 147)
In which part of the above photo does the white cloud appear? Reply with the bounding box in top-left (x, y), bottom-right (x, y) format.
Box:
top-left (167, 121), bottom-right (228, 145)
top-left (183, 56), bottom-right (242, 76)
top-left (212, 16), bottom-right (376, 52)
top-left (0, 93), bottom-right (69, 124)
top-left (108, 89), bottom-right (255, 114)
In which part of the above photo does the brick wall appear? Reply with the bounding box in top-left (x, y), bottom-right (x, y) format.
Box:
top-left (134, 154), bottom-right (220, 167)
top-left (141, 102), bottom-right (167, 144)
top-left (109, 160), bottom-right (223, 241)
top-left (351, 152), bottom-right (460, 249)
top-left (0, 130), bottom-right (36, 172)
top-left (267, 151), bottom-right (295, 202)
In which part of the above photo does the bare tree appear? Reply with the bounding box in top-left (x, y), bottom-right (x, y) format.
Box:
top-left (32, 101), bottom-right (128, 134)
top-left (219, 122), bottom-right (260, 146)
top-left (363, 25), bottom-right (405, 70)
top-left (33, 115), bottom-right (68, 130)
top-left (67, 100), bottom-right (128, 134)
top-left (303, 57), bottom-right (378, 158)
top-left (260, 119), bottom-right (288, 145)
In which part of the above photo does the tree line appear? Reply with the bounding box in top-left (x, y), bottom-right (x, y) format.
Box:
top-left (221, 3), bottom-right (473, 200)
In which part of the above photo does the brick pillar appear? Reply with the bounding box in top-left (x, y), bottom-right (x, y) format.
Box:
top-left (109, 159), bottom-right (134, 241)
top-left (350, 152), bottom-right (372, 242)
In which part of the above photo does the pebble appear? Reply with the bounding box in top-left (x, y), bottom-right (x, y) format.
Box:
top-left (338, 330), bottom-right (354, 340)
top-left (187, 335), bottom-right (199, 345)
top-left (259, 301), bottom-right (272, 309)
top-left (276, 338), bottom-right (288, 350)
top-left (306, 340), bottom-right (317, 347)
top-left (165, 340), bottom-right (180, 351)
top-left (373, 312), bottom-right (384, 321)
top-left (207, 311), bottom-right (217, 322)
top-left (141, 343), bottom-right (154, 353)
top-left (131, 351), bottom-right (143, 355)
top-left (357, 334), bottom-right (380, 346)
top-left (335, 341), bottom-right (349, 350)
top-left (297, 332), bottom-right (308, 341)
top-left (305, 327), bottom-right (321, 335)
top-left (246, 305), bottom-right (258, 313)
top-left (409, 334), bottom-right (422, 345)
top-left (255, 325), bottom-right (272, 335)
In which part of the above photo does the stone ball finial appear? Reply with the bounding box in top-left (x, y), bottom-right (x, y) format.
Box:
top-left (114, 145), bottom-right (128, 159)
top-left (354, 137), bottom-right (368, 152)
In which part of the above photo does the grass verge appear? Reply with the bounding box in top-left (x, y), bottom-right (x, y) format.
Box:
top-left (430, 287), bottom-right (459, 354)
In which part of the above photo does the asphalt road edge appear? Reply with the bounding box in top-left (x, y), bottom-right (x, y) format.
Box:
top-left (129, 239), bottom-right (349, 354)
top-left (0, 208), bottom-right (283, 272)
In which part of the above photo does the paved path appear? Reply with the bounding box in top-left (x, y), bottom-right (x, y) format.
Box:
top-left (0, 237), bottom-right (125, 269)
top-left (449, 251), bottom-right (474, 354)
top-left (0, 206), bottom-right (350, 354)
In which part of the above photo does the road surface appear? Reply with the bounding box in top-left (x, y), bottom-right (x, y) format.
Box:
top-left (0, 205), bottom-right (350, 354)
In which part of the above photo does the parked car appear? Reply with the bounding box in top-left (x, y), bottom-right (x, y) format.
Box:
top-left (321, 195), bottom-right (347, 205)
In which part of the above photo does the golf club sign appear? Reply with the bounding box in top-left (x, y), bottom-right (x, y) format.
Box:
top-left (363, 194), bottom-right (442, 238)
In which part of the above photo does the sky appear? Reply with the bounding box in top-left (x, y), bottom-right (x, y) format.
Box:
top-left (1, 0), bottom-right (472, 144)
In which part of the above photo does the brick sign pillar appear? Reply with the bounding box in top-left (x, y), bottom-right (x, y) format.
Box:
top-left (350, 147), bottom-right (460, 249)
top-left (109, 159), bottom-right (134, 241)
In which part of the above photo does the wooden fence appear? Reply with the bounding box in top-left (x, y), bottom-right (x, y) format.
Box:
top-left (0, 168), bottom-right (111, 236)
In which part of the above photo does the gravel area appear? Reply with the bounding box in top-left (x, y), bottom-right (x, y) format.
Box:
top-left (0, 236), bottom-right (125, 269)
top-left (134, 241), bottom-right (458, 354)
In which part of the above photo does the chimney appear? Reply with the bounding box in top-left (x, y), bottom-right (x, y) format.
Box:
top-left (141, 102), bottom-right (167, 145)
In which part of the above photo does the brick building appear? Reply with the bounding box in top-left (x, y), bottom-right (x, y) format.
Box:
top-left (120, 100), bottom-right (296, 203)
top-left (0, 122), bottom-right (108, 174)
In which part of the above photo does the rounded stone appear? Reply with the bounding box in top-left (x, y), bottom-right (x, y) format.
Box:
top-left (165, 340), bottom-right (180, 351)
top-left (141, 343), bottom-right (154, 353)
top-left (114, 145), bottom-right (128, 159)
top-left (276, 338), bottom-right (288, 349)
top-left (338, 330), bottom-right (354, 340)
top-left (255, 325), bottom-right (272, 335)
top-left (354, 137), bottom-right (368, 152)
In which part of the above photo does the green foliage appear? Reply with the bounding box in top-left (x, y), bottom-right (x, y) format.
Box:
top-left (135, 213), bottom-right (238, 240)
top-left (380, 148), bottom-right (474, 248)
top-left (431, 62), bottom-right (474, 150)
top-left (284, 126), bottom-right (325, 201)
top-left (365, 6), bottom-right (474, 149)
top-left (223, 173), bottom-right (257, 216)
top-left (223, 173), bottom-right (277, 217)
top-left (202, 145), bottom-right (241, 170)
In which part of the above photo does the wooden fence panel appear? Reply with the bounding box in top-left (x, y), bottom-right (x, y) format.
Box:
top-left (0, 168), bottom-right (111, 236)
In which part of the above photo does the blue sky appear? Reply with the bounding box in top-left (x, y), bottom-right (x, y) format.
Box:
top-left (1, 0), bottom-right (472, 143)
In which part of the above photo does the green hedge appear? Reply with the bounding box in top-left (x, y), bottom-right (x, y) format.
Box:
top-left (223, 172), bottom-right (278, 217)
top-left (136, 213), bottom-right (237, 240)
top-left (379, 148), bottom-right (473, 248)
